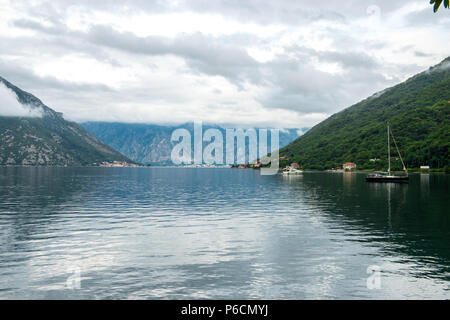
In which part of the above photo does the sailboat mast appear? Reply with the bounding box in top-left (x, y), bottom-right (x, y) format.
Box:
top-left (387, 123), bottom-right (391, 175)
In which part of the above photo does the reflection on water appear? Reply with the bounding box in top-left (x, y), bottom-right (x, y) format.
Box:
top-left (0, 168), bottom-right (448, 299)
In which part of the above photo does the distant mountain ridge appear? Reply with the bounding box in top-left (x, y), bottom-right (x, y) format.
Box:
top-left (280, 56), bottom-right (450, 170)
top-left (82, 122), bottom-right (307, 165)
top-left (0, 76), bottom-right (133, 166)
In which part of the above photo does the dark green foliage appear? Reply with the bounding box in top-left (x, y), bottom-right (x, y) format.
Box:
top-left (430, 0), bottom-right (449, 12)
top-left (280, 57), bottom-right (450, 170)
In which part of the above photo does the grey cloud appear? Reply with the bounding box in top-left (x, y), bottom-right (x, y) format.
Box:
top-left (3, 0), bottom-right (448, 127)
top-left (0, 82), bottom-right (43, 117)
top-left (11, 19), bottom-right (262, 85)
top-left (254, 47), bottom-right (395, 113)
top-left (414, 51), bottom-right (433, 57)
top-left (404, 6), bottom-right (446, 27)
top-left (0, 59), bottom-right (116, 120)
top-left (13, 0), bottom-right (408, 27)
top-left (86, 25), bottom-right (261, 85)
top-left (12, 18), bottom-right (61, 35)
top-left (5, 21), bottom-right (121, 67)
top-left (15, 0), bottom-right (344, 26)
top-left (0, 59), bottom-right (114, 93)
top-left (317, 51), bottom-right (379, 70)
top-left (176, 0), bottom-right (409, 26)
top-left (260, 90), bottom-right (336, 114)
top-left (7, 17), bottom-right (402, 117)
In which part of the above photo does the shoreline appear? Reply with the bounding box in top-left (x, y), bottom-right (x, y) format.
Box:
top-left (1, 165), bottom-right (448, 174)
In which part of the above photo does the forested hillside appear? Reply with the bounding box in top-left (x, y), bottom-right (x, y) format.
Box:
top-left (0, 76), bottom-right (133, 166)
top-left (280, 57), bottom-right (450, 171)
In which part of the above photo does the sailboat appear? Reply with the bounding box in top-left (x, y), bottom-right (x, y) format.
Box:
top-left (366, 123), bottom-right (409, 182)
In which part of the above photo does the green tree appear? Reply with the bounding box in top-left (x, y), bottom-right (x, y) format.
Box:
top-left (430, 0), bottom-right (449, 12)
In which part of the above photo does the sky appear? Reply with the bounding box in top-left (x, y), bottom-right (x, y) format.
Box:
top-left (0, 0), bottom-right (449, 128)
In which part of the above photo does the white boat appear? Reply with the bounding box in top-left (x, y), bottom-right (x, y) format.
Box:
top-left (366, 123), bottom-right (408, 183)
top-left (282, 166), bottom-right (303, 175)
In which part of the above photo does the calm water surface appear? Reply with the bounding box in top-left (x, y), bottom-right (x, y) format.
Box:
top-left (0, 167), bottom-right (449, 299)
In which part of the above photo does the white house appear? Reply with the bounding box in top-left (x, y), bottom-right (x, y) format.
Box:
top-left (343, 162), bottom-right (357, 170)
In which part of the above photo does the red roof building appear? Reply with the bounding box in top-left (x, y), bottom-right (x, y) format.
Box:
top-left (343, 162), bottom-right (356, 170)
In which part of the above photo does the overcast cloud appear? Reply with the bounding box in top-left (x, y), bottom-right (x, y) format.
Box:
top-left (0, 0), bottom-right (449, 128)
top-left (0, 82), bottom-right (42, 117)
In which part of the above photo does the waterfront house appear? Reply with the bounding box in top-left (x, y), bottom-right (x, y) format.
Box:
top-left (343, 162), bottom-right (356, 170)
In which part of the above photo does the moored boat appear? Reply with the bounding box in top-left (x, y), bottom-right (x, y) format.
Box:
top-left (366, 173), bottom-right (408, 182)
top-left (366, 123), bottom-right (409, 183)
top-left (282, 166), bottom-right (303, 175)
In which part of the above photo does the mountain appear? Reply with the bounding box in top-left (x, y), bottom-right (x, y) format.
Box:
top-left (279, 57), bottom-right (450, 170)
top-left (82, 122), bottom-right (307, 165)
top-left (0, 76), bottom-right (133, 166)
